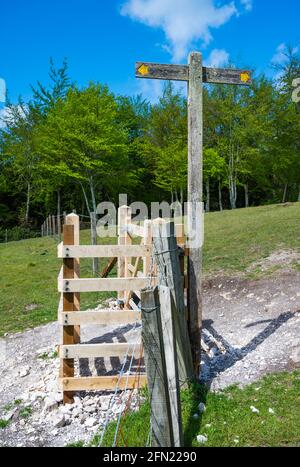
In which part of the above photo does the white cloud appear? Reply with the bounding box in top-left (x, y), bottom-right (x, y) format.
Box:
top-left (0, 105), bottom-right (27, 129)
top-left (272, 43), bottom-right (299, 66)
top-left (240, 0), bottom-right (252, 12)
top-left (0, 107), bottom-right (9, 128)
top-left (121, 0), bottom-right (238, 61)
top-left (205, 48), bottom-right (229, 67)
top-left (0, 78), bottom-right (6, 103)
top-left (272, 43), bottom-right (288, 65)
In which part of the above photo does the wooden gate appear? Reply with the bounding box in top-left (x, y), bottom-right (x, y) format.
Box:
top-left (57, 208), bottom-right (188, 403)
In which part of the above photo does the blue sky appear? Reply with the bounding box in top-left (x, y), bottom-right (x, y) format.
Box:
top-left (0, 0), bottom-right (300, 106)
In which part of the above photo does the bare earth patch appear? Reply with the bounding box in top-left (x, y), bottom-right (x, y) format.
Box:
top-left (1, 272), bottom-right (300, 446)
top-left (247, 249), bottom-right (300, 273)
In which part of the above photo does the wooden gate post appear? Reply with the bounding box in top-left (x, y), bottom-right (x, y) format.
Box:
top-left (152, 219), bottom-right (193, 383)
top-left (159, 285), bottom-right (183, 447)
top-left (90, 212), bottom-right (99, 276)
top-left (117, 205), bottom-right (131, 305)
top-left (66, 213), bottom-right (80, 344)
top-left (187, 52), bottom-right (203, 377)
top-left (141, 286), bottom-right (173, 447)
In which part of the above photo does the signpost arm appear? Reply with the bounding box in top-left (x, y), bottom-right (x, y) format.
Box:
top-left (187, 52), bottom-right (203, 376)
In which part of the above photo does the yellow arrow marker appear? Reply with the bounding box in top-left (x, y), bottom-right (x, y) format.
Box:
top-left (137, 64), bottom-right (149, 76)
top-left (240, 72), bottom-right (250, 83)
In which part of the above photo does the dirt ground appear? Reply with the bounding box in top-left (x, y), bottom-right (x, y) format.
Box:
top-left (1, 269), bottom-right (300, 447)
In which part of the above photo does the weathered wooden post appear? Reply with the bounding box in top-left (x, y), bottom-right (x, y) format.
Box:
top-left (90, 211), bottom-right (99, 276)
top-left (135, 55), bottom-right (252, 375)
top-left (141, 286), bottom-right (173, 447)
top-left (187, 52), bottom-right (203, 376)
top-left (152, 219), bottom-right (193, 383)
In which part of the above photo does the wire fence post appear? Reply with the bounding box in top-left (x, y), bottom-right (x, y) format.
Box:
top-left (159, 285), bottom-right (183, 447)
top-left (141, 286), bottom-right (173, 447)
top-left (152, 219), bottom-right (194, 384)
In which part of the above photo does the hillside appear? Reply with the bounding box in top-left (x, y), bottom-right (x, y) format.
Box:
top-left (1, 202), bottom-right (300, 336)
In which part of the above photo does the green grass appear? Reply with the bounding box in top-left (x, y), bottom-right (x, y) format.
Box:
top-left (0, 419), bottom-right (10, 429)
top-left (89, 371), bottom-right (300, 447)
top-left (19, 406), bottom-right (32, 419)
top-left (204, 203), bottom-right (300, 277)
top-left (0, 231), bottom-right (116, 336)
top-left (1, 203), bottom-right (300, 336)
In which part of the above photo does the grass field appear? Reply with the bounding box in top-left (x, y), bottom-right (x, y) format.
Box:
top-left (89, 371), bottom-right (300, 448)
top-left (1, 202), bottom-right (300, 336)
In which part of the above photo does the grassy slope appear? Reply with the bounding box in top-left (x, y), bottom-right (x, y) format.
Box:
top-left (1, 203), bottom-right (300, 336)
top-left (89, 371), bottom-right (300, 448)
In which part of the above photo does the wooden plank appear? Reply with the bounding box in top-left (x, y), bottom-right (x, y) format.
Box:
top-left (141, 286), bottom-right (173, 447)
top-left (59, 277), bottom-right (148, 293)
top-left (159, 286), bottom-right (183, 447)
top-left (60, 310), bottom-right (141, 325)
top-left (100, 257), bottom-right (117, 278)
top-left (136, 62), bottom-right (188, 81)
top-left (203, 67), bottom-right (252, 86)
top-left (136, 61), bottom-right (252, 86)
top-left (58, 244), bottom-right (152, 258)
top-left (125, 255), bottom-right (142, 308)
top-left (62, 375), bottom-right (147, 391)
top-left (60, 343), bottom-right (143, 359)
top-left (187, 52), bottom-right (203, 377)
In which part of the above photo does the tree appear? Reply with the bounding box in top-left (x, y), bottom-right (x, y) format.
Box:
top-left (203, 148), bottom-right (225, 212)
top-left (36, 83), bottom-right (135, 217)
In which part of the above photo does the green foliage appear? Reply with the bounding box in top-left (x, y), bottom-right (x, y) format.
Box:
top-left (19, 406), bottom-right (32, 418)
top-left (0, 419), bottom-right (10, 429)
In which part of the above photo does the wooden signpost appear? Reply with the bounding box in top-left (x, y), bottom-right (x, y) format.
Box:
top-left (136, 52), bottom-right (252, 376)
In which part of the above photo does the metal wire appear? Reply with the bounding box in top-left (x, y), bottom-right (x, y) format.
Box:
top-left (97, 322), bottom-right (138, 447)
top-left (112, 340), bottom-right (140, 447)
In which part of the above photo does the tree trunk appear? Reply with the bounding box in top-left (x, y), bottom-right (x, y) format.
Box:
top-left (57, 189), bottom-right (61, 240)
top-left (218, 180), bottom-right (223, 212)
top-left (228, 176), bottom-right (237, 209)
top-left (25, 182), bottom-right (31, 224)
top-left (282, 183), bottom-right (288, 204)
top-left (244, 184), bottom-right (249, 208)
top-left (79, 182), bottom-right (91, 215)
top-left (180, 187), bottom-right (183, 207)
top-left (205, 179), bottom-right (210, 213)
top-left (89, 176), bottom-right (97, 214)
